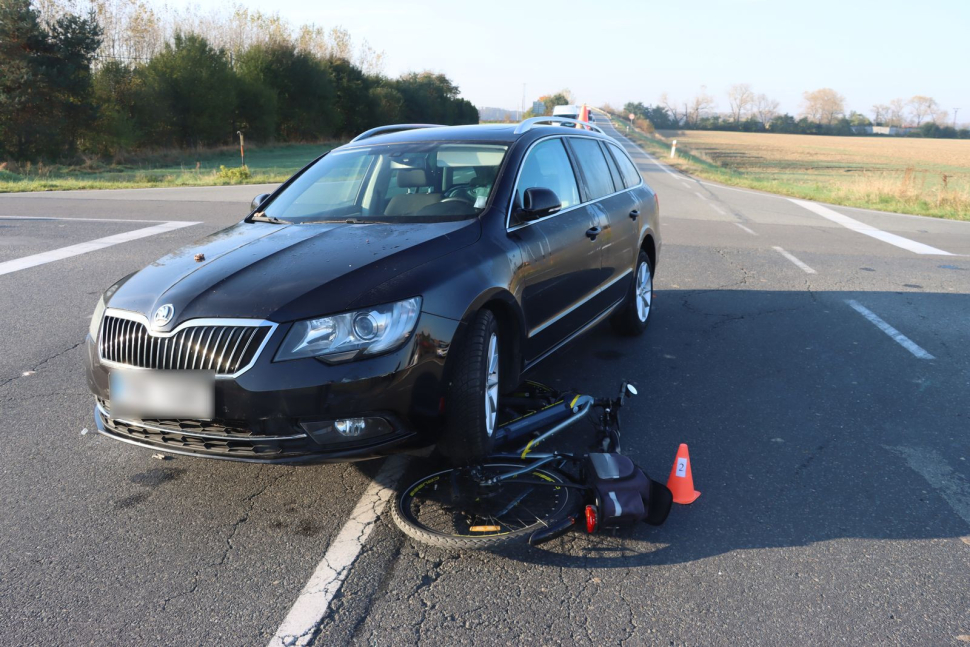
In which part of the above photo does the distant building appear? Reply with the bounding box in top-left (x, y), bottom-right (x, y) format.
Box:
top-left (850, 125), bottom-right (910, 135)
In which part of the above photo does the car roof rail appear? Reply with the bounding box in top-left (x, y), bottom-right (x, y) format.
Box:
top-left (513, 116), bottom-right (606, 135)
top-left (349, 124), bottom-right (446, 143)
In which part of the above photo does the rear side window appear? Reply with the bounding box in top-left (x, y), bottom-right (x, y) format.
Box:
top-left (568, 137), bottom-right (617, 200)
top-left (609, 143), bottom-right (642, 189)
top-left (514, 138), bottom-right (580, 217)
top-left (599, 141), bottom-right (623, 190)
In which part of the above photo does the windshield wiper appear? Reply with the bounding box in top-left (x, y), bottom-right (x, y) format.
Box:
top-left (300, 217), bottom-right (386, 225)
top-left (249, 212), bottom-right (292, 224)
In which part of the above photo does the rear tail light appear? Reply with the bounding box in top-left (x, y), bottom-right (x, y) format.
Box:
top-left (585, 504), bottom-right (598, 533)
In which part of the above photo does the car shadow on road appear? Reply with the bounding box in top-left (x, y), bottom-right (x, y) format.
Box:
top-left (486, 288), bottom-right (970, 568)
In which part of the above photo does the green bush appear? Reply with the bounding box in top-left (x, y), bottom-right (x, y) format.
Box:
top-left (217, 165), bottom-right (251, 182)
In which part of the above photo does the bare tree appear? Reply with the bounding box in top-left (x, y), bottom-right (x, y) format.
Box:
top-left (686, 87), bottom-right (715, 127)
top-left (909, 95), bottom-right (938, 126)
top-left (754, 93), bottom-right (779, 127)
top-left (801, 88), bottom-right (845, 125)
top-left (659, 92), bottom-right (681, 125)
top-left (888, 98), bottom-right (907, 128)
top-left (871, 104), bottom-right (890, 125)
top-left (727, 83), bottom-right (755, 124)
top-left (33, 0), bottom-right (387, 72)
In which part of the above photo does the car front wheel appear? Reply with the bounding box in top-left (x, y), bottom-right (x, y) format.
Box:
top-left (611, 250), bottom-right (653, 335)
top-left (438, 309), bottom-right (500, 464)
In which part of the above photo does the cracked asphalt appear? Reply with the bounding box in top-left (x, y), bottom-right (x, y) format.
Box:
top-left (2, 121), bottom-right (969, 646)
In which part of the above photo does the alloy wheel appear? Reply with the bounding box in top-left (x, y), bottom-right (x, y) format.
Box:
top-left (485, 333), bottom-right (499, 437)
top-left (635, 261), bottom-right (653, 322)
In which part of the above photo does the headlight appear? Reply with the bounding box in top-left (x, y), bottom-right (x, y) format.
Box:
top-left (275, 297), bottom-right (422, 363)
top-left (89, 295), bottom-right (106, 340)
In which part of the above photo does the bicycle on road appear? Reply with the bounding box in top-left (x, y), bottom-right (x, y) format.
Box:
top-left (391, 381), bottom-right (673, 549)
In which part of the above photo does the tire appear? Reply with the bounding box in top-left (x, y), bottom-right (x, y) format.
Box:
top-left (611, 250), bottom-right (653, 336)
top-left (391, 463), bottom-right (579, 549)
top-left (438, 309), bottom-right (501, 465)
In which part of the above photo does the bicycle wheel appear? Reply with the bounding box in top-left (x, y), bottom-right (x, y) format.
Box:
top-left (391, 463), bottom-right (579, 549)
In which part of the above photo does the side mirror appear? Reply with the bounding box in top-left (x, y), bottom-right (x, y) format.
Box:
top-left (251, 193), bottom-right (271, 212)
top-left (517, 187), bottom-right (562, 221)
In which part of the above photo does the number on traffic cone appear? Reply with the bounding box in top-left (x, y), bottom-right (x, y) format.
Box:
top-left (666, 443), bottom-right (700, 504)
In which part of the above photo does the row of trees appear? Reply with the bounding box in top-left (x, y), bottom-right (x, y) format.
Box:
top-left (0, 0), bottom-right (478, 162)
top-left (621, 85), bottom-right (966, 139)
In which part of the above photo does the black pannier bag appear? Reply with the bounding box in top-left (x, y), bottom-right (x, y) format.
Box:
top-left (584, 453), bottom-right (672, 528)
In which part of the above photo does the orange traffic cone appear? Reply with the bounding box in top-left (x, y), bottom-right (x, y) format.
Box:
top-left (666, 443), bottom-right (701, 504)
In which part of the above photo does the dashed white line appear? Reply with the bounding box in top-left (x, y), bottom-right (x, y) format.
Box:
top-left (734, 223), bottom-right (757, 235)
top-left (790, 199), bottom-right (954, 256)
top-left (884, 446), bottom-right (970, 527)
top-left (693, 191), bottom-right (708, 201)
top-left (0, 221), bottom-right (200, 276)
top-left (845, 299), bottom-right (935, 359)
top-left (772, 246), bottom-right (816, 274)
top-left (269, 456), bottom-right (408, 647)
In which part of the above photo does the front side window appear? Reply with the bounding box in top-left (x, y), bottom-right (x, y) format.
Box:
top-left (513, 138), bottom-right (580, 221)
top-left (609, 143), bottom-right (642, 189)
top-left (262, 142), bottom-right (508, 223)
top-left (568, 137), bottom-right (617, 200)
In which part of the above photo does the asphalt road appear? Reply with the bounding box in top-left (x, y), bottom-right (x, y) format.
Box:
top-left (1, 117), bottom-right (968, 646)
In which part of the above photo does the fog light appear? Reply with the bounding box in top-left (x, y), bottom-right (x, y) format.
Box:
top-left (335, 418), bottom-right (366, 436)
top-left (300, 416), bottom-right (393, 445)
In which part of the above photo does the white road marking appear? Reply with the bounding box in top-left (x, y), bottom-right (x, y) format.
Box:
top-left (734, 223), bottom-right (757, 235)
top-left (0, 221), bottom-right (199, 276)
top-left (710, 204), bottom-right (727, 216)
top-left (269, 456), bottom-right (408, 647)
top-left (885, 446), bottom-right (970, 528)
top-left (0, 215), bottom-right (168, 223)
top-left (641, 151), bottom-right (682, 179)
top-left (772, 246), bottom-right (816, 274)
top-left (690, 180), bottom-right (970, 226)
top-left (696, 180), bottom-right (771, 198)
top-left (845, 299), bottom-right (935, 359)
top-left (693, 191), bottom-right (708, 201)
top-left (790, 199), bottom-right (954, 255)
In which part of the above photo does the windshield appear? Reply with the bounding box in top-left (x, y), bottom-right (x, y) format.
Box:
top-left (261, 142), bottom-right (509, 223)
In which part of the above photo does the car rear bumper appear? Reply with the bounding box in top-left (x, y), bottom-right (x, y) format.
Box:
top-left (84, 311), bottom-right (461, 463)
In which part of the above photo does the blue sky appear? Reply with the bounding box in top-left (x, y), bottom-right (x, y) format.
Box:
top-left (170, 0), bottom-right (968, 122)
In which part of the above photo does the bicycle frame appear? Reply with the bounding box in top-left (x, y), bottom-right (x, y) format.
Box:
top-left (480, 382), bottom-right (634, 486)
top-left (480, 397), bottom-right (592, 485)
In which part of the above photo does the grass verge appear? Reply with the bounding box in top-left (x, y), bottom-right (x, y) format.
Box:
top-left (0, 142), bottom-right (342, 193)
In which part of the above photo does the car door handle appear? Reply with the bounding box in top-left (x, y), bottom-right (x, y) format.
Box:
top-left (586, 226), bottom-right (601, 241)
top-left (629, 209), bottom-right (640, 220)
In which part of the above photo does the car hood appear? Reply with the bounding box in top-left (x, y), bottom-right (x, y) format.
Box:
top-left (107, 219), bottom-right (480, 327)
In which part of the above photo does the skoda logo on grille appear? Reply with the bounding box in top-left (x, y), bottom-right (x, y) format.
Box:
top-left (153, 304), bottom-right (175, 327)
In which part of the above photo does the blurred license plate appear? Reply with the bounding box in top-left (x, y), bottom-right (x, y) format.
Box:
top-left (110, 370), bottom-right (214, 419)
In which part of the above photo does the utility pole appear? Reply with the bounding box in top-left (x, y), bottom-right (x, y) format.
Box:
top-left (954, 108), bottom-right (960, 129)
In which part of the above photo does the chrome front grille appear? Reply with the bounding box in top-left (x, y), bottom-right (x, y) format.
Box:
top-left (98, 314), bottom-right (272, 376)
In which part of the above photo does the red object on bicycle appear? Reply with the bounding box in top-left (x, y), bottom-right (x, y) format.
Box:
top-left (585, 504), bottom-right (598, 533)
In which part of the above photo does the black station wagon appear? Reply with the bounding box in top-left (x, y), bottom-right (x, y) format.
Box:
top-left (84, 117), bottom-right (660, 464)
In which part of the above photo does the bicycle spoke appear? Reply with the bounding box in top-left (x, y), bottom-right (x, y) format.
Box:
top-left (401, 465), bottom-right (568, 538)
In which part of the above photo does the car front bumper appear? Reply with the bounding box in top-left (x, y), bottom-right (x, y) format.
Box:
top-left (84, 312), bottom-right (461, 463)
